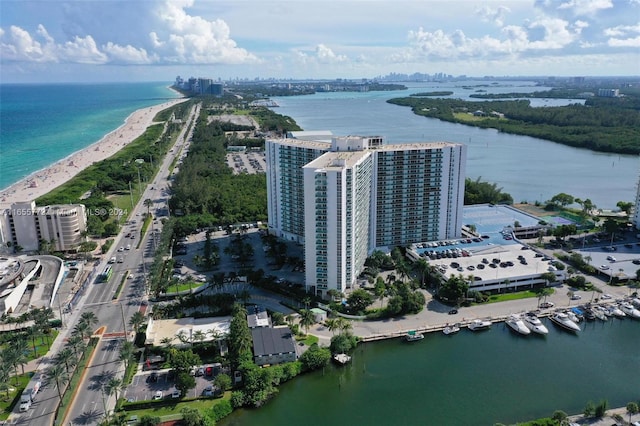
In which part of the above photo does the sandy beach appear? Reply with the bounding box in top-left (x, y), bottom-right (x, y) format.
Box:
top-left (0, 97), bottom-right (188, 208)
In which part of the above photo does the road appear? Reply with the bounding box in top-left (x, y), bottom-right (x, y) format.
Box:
top-left (10, 102), bottom-right (200, 426)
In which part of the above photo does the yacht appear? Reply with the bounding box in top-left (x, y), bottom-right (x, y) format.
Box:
top-left (505, 314), bottom-right (531, 335)
top-left (549, 312), bottom-right (581, 332)
top-left (442, 324), bottom-right (460, 335)
top-left (468, 319), bottom-right (492, 331)
top-left (566, 310), bottom-right (581, 323)
top-left (619, 303), bottom-right (640, 319)
top-left (523, 313), bottom-right (549, 335)
top-left (606, 304), bottom-right (626, 318)
top-left (405, 330), bottom-right (425, 341)
top-left (592, 305), bottom-right (608, 321)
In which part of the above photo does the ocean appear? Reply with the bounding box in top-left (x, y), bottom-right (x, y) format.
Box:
top-left (0, 82), bottom-right (180, 191)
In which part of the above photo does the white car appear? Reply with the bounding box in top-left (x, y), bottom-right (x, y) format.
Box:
top-left (606, 255), bottom-right (616, 261)
top-left (600, 264), bottom-right (610, 270)
top-left (153, 391), bottom-right (162, 400)
top-left (601, 293), bottom-right (612, 299)
top-left (171, 389), bottom-right (181, 398)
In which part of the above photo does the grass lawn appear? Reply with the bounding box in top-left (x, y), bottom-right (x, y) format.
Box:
top-left (0, 373), bottom-right (31, 420)
top-left (123, 392), bottom-right (231, 419)
top-left (295, 334), bottom-right (319, 346)
top-left (486, 290), bottom-right (543, 304)
top-left (165, 281), bottom-right (206, 294)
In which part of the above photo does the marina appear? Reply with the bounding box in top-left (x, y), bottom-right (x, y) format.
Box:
top-left (222, 309), bottom-right (640, 426)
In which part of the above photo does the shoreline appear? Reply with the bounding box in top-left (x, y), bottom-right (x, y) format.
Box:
top-left (0, 96), bottom-right (188, 208)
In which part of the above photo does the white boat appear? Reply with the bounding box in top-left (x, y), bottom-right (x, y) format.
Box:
top-left (333, 353), bottom-right (351, 365)
top-left (619, 303), bottom-right (640, 319)
top-left (566, 310), bottom-right (581, 323)
top-left (405, 330), bottom-right (425, 341)
top-left (523, 313), bottom-right (549, 335)
top-left (592, 306), bottom-right (608, 321)
top-left (468, 319), bottom-right (492, 331)
top-left (549, 312), bottom-right (580, 332)
top-left (505, 314), bottom-right (531, 335)
top-left (606, 304), bottom-right (626, 318)
top-left (442, 324), bottom-right (460, 335)
top-left (631, 298), bottom-right (640, 308)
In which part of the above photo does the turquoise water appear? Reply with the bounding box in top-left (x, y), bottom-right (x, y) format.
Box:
top-left (222, 319), bottom-right (640, 426)
top-left (0, 82), bottom-right (179, 190)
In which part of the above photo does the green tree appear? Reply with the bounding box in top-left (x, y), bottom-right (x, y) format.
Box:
top-left (138, 415), bottom-right (162, 426)
top-left (346, 289), bottom-right (374, 313)
top-left (46, 364), bottom-right (69, 401)
top-left (298, 309), bottom-right (315, 335)
top-left (299, 344), bottom-right (331, 371)
top-left (627, 402), bottom-right (639, 425)
top-left (144, 198), bottom-right (154, 217)
top-left (330, 332), bottom-right (358, 355)
top-left (168, 348), bottom-right (201, 374)
top-left (128, 311), bottom-right (146, 334)
top-left (55, 348), bottom-right (76, 374)
top-left (551, 410), bottom-right (568, 424)
top-left (438, 275), bottom-right (469, 306)
top-left (119, 340), bottom-right (136, 372)
top-left (550, 192), bottom-right (574, 207)
top-left (105, 377), bottom-right (123, 402)
top-left (214, 373), bottom-right (232, 392)
top-left (175, 371), bottom-right (196, 398)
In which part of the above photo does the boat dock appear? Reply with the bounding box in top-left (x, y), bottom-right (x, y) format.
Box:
top-left (357, 300), bottom-right (638, 342)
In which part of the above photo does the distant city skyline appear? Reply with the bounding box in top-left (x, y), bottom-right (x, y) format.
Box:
top-left (1, 0), bottom-right (639, 83)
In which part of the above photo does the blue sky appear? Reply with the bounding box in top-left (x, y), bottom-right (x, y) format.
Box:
top-left (1, 0), bottom-right (639, 83)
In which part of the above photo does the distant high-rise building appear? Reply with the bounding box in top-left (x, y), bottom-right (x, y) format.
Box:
top-left (266, 135), bottom-right (466, 296)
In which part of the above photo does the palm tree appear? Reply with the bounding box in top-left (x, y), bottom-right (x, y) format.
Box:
top-left (536, 287), bottom-right (554, 307)
top-left (73, 321), bottom-right (92, 342)
top-left (66, 333), bottom-right (86, 358)
top-left (55, 348), bottom-right (76, 374)
top-left (26, 326), bottom-right (42, 358)
top-left (119, 341), bottom-right (136, 372)
top-left (414, 258), bottom-right (431, 287)
top-left (0, 361), bottom-right (12, 398)
top-left (192, 330), bottom-right (206, 346)
top-left (46, 364), bottom-right (69, 401)
top-left (105, 377), bottom-right (123, 402)
top-left (160, 336), bottom-right (174, 349)
top-left (144, 198), bottom-right (154, 217)
top-left (627, 402), bottom-right (639, 425)
top-left (80, 311), bottom-right (99, 329)
top-left (299, 309), bottom-right (315, 335)
top-left (302, 296), bottom-right (311, 310)
top-left (325, 318), bottom-right (339, 336)
top-left (128, 311), bottom-right (145, 334)
top-left (337, 317), bottom-right (352, 334)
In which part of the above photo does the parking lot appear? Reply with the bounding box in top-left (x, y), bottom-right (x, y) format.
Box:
top-left (226, 151), bottom-right (266, 174)
top-left (124, 366), bottom-right (225, 402)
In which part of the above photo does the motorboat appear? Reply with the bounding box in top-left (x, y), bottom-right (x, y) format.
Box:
top-left (566, 310), bottom-right (581, 323)
top-left (582, 308), bottom-right (596, 321)
top-left (468, 319), bottom-right (492, 331)
top-left (619, 303), bottom-right (640, 319)
top-left (549, 312), bottom-right (580, 332)
top-left (442, 324), bottom-right (460, 335)
top-left (592, 306), bottom-right (608, 320)
top-left (631, 298), bottom-right (640, 308)
top-left (405, 330), bottom-right (425, 341)
top-left (606, 304), bottom-right (626, 318)
top-left (571, 307), bottom-right (584, 322)
top-left (523, 313), bottom-right (549, 335)
top-left (505, 314), bottom-right (531, 335)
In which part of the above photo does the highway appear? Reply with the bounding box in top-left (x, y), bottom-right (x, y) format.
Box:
top-left (11, 102), bottom-right (200, 426)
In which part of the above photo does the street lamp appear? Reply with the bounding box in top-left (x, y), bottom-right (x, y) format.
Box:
top-left (135, 158), bottom-right (144, 196)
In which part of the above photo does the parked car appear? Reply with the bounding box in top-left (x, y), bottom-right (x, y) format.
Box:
top-left (171, 389), bottom-right (181, 399)
top-left (153, 391), bottom-right (163, 400)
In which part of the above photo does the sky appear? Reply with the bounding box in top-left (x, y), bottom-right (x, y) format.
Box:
top-left (1, 0), bottom-right (639, 83)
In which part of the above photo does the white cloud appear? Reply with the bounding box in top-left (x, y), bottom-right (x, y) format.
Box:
top-left (103, 42), bottom-right (156, 64)
top-left (608, 35), bottom-right (640, 47)
top-left (476, 5), bottom-right (511, 27)
top-left (603, 23), bottom-right (640, 37)
top-left (315, 44), bottom-right (347, 63)
top-left (557, 0), bottom-right (614, 15)
top-left (152, 0), bottom-right (258, 65)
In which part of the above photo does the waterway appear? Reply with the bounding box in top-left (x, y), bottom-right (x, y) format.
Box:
top-left (222, 318), bottom-right (639, 426)
top-left (272, 81), bottom-right (639, 210)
